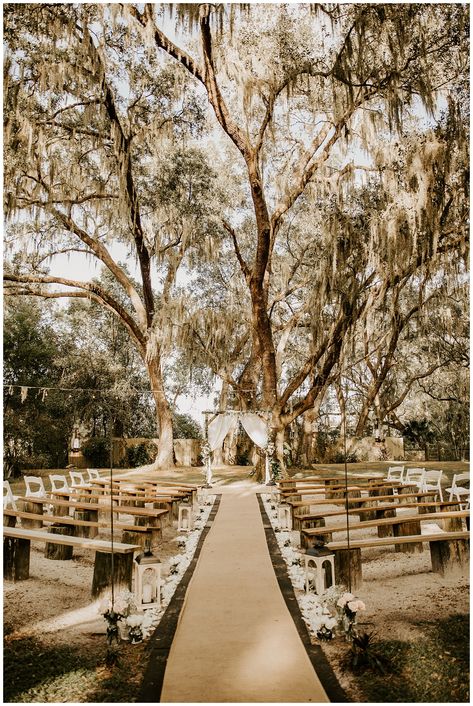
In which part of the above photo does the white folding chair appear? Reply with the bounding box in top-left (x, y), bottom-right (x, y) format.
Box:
top-left (386, 466), bottom-right (404, 483)
top-left (446, 473), bottom-right (470, 508)
top-left (3, 480), bottom-right (18, 510)
top-left (49, 474), bottom-right (70, 493)
top-left (421, 469), bottom-right (443, 501)
top-left (69, 470), bottom-right (88, 489)
top-left (24, 475), bottom-right (47, 497)
top-left (86, 468), bottom-right (101, 481)
top-left (403, 468), bottom-right (425, 489)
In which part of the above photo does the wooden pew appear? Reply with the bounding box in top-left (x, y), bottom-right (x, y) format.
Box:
top-left (3, 508), bottom-right (159, 548)
top-left (323, 530), bottom-right (470, 588)
top-left (3, 526), bottom-right (140, 596)
top-left (301, 510), bottom-right (469, 549)
top-left (290, 498), bottom-right (459, 531)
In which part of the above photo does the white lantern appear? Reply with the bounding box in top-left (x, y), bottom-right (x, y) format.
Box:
top-left (135, 547), bottom-right (161, 610)
top-left (178, 503), bottom-right (193, 532)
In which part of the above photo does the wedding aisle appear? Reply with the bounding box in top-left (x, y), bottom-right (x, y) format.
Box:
top-left (159, 482), bottom-right (330, 703)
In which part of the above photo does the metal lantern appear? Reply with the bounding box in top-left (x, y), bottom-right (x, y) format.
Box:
top-left (135, 545), bottom-right (161, 610)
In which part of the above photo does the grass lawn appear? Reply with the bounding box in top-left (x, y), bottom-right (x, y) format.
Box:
top-left (351, 614), bottom-right (470, 703)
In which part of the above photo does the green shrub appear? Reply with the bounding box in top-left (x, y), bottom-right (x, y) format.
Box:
top-left (126, 441), bottom-right (158, 468)
top-left (327, 450), bottom-right (358, 464)
top-left (82, 437), bottom-right (110, 467)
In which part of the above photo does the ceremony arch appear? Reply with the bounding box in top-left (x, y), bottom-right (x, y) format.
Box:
top-left (202, 411), bottom-right (273, 486)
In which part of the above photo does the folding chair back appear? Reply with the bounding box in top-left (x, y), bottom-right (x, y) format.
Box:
top-left (49, 474), bottom-right (70, 493)
top-left (87, 468), bottom-right (101, 481)
top-left (69, 470), bottom-right (87, 488)
top-left (386, 466), bottom-right (404, 483)
top-left (3, 480), bottom-right (18, 509)
top-left (24, 475), bottom-right (47, 497)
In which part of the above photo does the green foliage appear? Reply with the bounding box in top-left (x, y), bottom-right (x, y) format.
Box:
top-left (343, 630), bottom-right (390, 675)
top-left (3, 299), bottom-right (73, 476)
top-left (126, 441), bottom-right (158, 468)
top-left (403, 419), bottom-right (435, 447)
top-left (172, 413), bottom-right (202, 439)
top-left (327, 450), bottom-right (358, 464)
top-left (82, 437), bottom-right (110, 468)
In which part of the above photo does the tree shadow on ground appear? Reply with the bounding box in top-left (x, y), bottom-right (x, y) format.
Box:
top-left (4, 633), bottom-right (145, 703)
top-left (354, 614), bottom-right (469, 703)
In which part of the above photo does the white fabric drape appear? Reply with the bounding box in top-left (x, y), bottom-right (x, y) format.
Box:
top-left (208, 414), bottom-right (238, 451)
top-left (240, 413), bottom-right (268, 449)
top-left (206, 412), bottom-right (270, 485)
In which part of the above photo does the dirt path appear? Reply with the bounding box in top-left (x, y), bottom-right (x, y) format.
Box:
top-left (160, 482), bottom-right (329, 703)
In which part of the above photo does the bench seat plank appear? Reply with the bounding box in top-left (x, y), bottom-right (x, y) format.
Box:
top-left (3, 509), bottom-right (156, 533)
top-left (3, 526), bottom-right (140, 553)
top-left (302, 510), bottom-right (470, 537)
top-left (326, 530), bottom-right (469, 551)
top-left (15, 496), bottom-right (169, 517)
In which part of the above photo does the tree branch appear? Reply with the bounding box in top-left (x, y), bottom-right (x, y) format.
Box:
top-left (4, 274), bottom-right (146, 351)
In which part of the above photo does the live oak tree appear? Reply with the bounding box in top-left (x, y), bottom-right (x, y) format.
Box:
top-left (4, 4), bottom-right (469, 473)
top-left (124, 4), bottom-right (467, 471)
top-left (4, 3), bottom-right (221, 467)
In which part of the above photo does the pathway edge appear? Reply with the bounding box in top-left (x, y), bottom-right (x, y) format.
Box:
top-left (257, 493), bottom-right (347, 703)
top-left (138, 493), bottom-right (222, 703)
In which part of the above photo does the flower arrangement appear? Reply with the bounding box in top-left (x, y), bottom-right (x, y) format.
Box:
top-left (99, 590), bottom-right (140, 643)
top-left (126, 614), bottom-right (144, 643)
top-left (301, 585), bottom-right (366, 641)
top-left (200, 442), bottom-right (211, 465)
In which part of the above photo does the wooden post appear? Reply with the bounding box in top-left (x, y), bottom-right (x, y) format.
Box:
top-left (73, 511), bottom-right (98, 539)
top-left (438, 504), bottom-right (463, 531)
top-left (393, 520), bottom-right (423, 553)
top-left (18, 499), bottom-right (43, 528)
top-left (45, 524), bottom-right (74, 560)
top-left (302, 528), bottom-right (332, 550)
top-left (430, 539), bottom-right (469, 576)
top-left (334, 548), bottom-right (362, 590)
top-left (135, 515), bottom-right (162, 545)
top-left (346, 489), bottom-right (362, 509)
top-left (91, 551), bottom-right (134, 597)
top-left (4, 537), bottom-right (30, 581)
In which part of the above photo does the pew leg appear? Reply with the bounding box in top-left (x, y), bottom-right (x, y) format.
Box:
top-left (430, 539), bottom-right (469, 576)
top-left (4, 537), bottom-right (30, 580)
top-left (92, 552), bottom-right (134, 597)
top-left (45, 524), bottom-right (74, 560)
top-left (334, 548), bottom-right (362, 590)
top-left (393, 520), bottom-right (423, 553)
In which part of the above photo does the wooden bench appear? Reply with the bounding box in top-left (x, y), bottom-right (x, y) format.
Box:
top-left (16, 496), bottom-right (169, 521)
top-left (3, 508), bottom-right (161, 548)
top-left (288, 490), bottom-right (435, 510)
top-left (3, 526), bottom-right (141, 596)
top-left (322, 530), bottom-right (470, 588)
top-left (290, 498), bottom-right (460, 530)
top-left (301, 510), bottom-right (469, 550)
top-left (278, 474), bottom-right (387, 488)
top-left (51, 489), bottom-right (176, 511)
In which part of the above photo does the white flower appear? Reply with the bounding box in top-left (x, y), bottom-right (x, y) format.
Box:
top-left (336, 592), bottom-right (355, 608)
top-left (347, 599), bottom-right (366, 613)
top-left (126, 614), bottom-right (144, 628)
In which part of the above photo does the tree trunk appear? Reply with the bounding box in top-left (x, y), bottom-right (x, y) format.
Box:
top-left (146, 355), bottom-right (175, 468)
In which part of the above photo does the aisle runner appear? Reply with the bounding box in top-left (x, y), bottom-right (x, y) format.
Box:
top-left (160, 484), bottom-right (329, 703)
